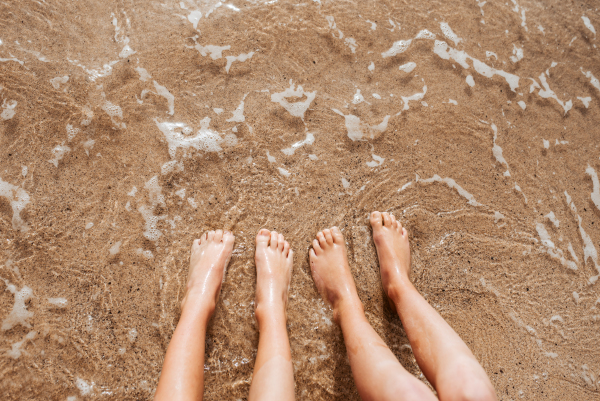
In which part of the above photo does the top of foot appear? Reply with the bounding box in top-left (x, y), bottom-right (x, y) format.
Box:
top-left (254, 229), bottom-right (293, 311)
top-left (309, 227), bottom-right (361, 320)
top-left (370, 211), bottom-right (411, 300)
top-left (182, 229), bottom-right (235, 310)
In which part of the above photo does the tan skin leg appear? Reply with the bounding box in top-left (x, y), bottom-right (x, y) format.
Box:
top-left (370, 211), bottom-right (497, 401)
top-left (155, 229), bottom-right (235, 401)
top-left (248, 229), bottom-right (295, 401)
top-left (309, 227), bottom-right (437, 401)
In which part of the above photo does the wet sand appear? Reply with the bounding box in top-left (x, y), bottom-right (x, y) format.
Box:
top-left (1, 0), bottom-right (599, 399)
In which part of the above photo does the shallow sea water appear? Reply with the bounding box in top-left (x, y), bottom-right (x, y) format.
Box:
top-left (1, 0), bottom-right (599, 399)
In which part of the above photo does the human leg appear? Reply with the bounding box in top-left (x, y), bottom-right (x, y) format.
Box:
top-left (154, 230), bottom-right (235, 401)
top-left (309, 227), bottom-right (436, 401)
top-left (370, 211), bottom-right (497, 401)
top-left (248, 230), bottom-right (295, 401)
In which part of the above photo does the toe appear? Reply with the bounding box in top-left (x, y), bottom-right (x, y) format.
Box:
top-left (207, 230), bottom-right (215, 241)
top-left (317, 231), bottom-right (327, 248)
top-left (200, 232), bottom-right (209, 244)
top-left (401, 226), bottom-right (408, 237)
top-left (214, 229), bottom-right (223, 242)
top-left (287, 249), bottom-right (294, 264)
top-left (370, 211), bottom-right (383, 228)
top-left (309, 248), bottom-right (316, 261)
top-left (312, 239), bottom-right (322, 254)
top-left (331, 226), bottom-right (344, 244)
top-left (256, 229), bottom-right (270, 247)
top-left (277, 233), bottom-right (285, 252)
top-left (283, 241), bottom-right (290, 257)
top-left (323, 229), bottom-right (333, 245)
top-left (382, 212), bottom-right (392, 227)
top-left (270, 231), bottom-right (278, 249)
top-left (223, 231), bottom-right (235, 246)
top-left (390, 214), bottom-right (396, 225)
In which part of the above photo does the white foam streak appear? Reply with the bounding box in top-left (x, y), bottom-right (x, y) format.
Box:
top-left (537, 73), bottom-right (572, 114)
top-left (434, 41), bottom-right (519, 91)
top-left (565, 191), bottom-right (600, 282)
top-left (582, 16), bottom-right (596, 35)
top-left (418, 174), bottom-right (482, 206)
top-left (581, 69), bottom-right (600, 92)
top-left (586, 166), bottom-right (600, 212)
top-left (401, 84), bottom-right (427, 111)
top-left (491, 124), bottom-right (510, 175)
top-left (382, 40), bottom-right (412, 57)
top-left (225, 52), bottom-right (254, 73)
top-left (440, 22), bottom-right (461, 45)
top-left (153, 81), bottom-right (175, 115)
top-left (196, 44), bottom-right (230, 60)
top-left (398, 62), bottom-right (416, 73)
top-left (282, 133), bottom-right (315, 155)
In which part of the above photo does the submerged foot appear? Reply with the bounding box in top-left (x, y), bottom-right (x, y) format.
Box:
top-left (370, 211), bottom-right (411, 301)
top-left (309, 227), bottom-right (362, 322)
top-left (181, 229), bottom-right (235, 311)
top-left (254, 229), bottom-right (293, 318)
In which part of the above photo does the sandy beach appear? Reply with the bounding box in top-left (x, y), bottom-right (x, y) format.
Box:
top-left (0, 0), bottom-right (599, 399)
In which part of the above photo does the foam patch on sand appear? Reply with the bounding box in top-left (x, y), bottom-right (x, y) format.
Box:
top-left (48, 144), bottom-right (71, 167)
top-left (332, 109), bottom-right (389, 141)
top-left (1, 99), bottom-right (17, 120)
top-left (2, 281), bottom-right (34, 330)
top-left (271, 80), bottom-right (316, 120)
top-left (0, 177), bottom-right (31, 232)
top-left (101, 96), bottom-right (126, 129)
top-left (227, 95), bottom-right (247, 123)
top-left (7, 331), bottom-right (36, 359)
top-left (48, 298), bottom-right (68, 308)
top-left (155, 117), bottom-right (238, 158)
top-left (401, 84), bottom-right (427, 110)
top-left (50, 76), bottom-right (69, 89)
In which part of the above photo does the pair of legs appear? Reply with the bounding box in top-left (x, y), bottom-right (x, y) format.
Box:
top-left (154, 212), bottom-right (497, 401)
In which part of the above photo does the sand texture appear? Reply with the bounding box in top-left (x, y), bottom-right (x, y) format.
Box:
top-left (1, 0), bottom-right (600, 399)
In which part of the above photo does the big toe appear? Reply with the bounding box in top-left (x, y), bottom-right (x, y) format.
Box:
top-left (214, 229), bottom-right (223, 242)
top-left (370, 211), bottom-right (383, 229)
top-left (256, 229), bottom-right (270, 247)
top-left (331, 226), bottom-right (344, 244)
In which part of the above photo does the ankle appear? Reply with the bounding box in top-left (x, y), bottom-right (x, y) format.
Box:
top-left (181, 292), bottom-right (216, 322)
top-left (333, 295), bottom-right (365, 324)
top-left (255, 301), bottom-right (287, 326)
top-left (387, 278), bottom-right (415, 305)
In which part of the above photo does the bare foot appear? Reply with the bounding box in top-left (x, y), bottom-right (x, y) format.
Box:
top-left (370, 211), bottom-right (411, 300)
top-left (181, 229), bottom-right (235, 312)
top-left (309, 227), bottom-right (362, 322)
top-left (254, 229), bottom-right (293, 317)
